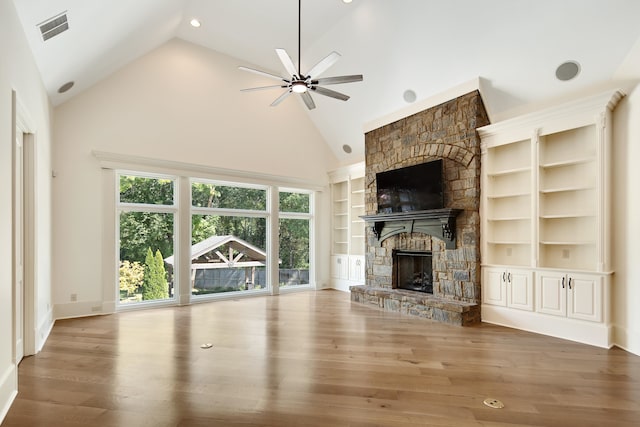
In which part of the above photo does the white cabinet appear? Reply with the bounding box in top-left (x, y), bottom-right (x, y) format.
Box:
top-left (349, 256), bottom-right (365, 283)
top-left (331, 255), bottom-right (349, 280)
top-left (329, 163), bottom-right (366, 291)
top-left (483, 267), bottom-right (533, 311)
top-left (478, 90), bottom-right (622, 348)
top-left (536, 270), bottom-right (603, 322)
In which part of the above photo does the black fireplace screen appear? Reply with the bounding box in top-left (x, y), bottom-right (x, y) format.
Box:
top-left (394, 250), bottom-right (433, 293)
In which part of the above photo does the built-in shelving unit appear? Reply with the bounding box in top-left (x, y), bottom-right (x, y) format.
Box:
top-left (483, 138), bottom-right (533, 267)
top-left (538, 125), bottom-right (597, 271)
top-left (350, 176), bottom-right (366, 257)
top-left (331, 180), bottom-right (349, 255)
top-left (478, 89), bottom-right (624, 348)
top-left (329, 162), bottom-right (366, 291)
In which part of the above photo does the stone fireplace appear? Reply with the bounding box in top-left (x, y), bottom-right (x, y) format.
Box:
top-left (350, 90), bottom-right (489, 326)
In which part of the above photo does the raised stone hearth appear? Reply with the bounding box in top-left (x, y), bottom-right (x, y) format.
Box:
top-left (350, 91), bottom-right (489, 326)
top-left (350, 285), bottom-right (480, 326)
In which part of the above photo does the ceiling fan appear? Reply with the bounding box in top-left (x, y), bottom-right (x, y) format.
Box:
top-left (238, 0), bottom-right (363, 110)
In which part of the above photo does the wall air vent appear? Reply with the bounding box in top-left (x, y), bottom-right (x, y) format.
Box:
top-left (38, 12), bottom-right (69, 42)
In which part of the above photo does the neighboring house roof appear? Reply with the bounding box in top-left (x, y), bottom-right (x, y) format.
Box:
top-left (164, 235), bottom-right (267, 269)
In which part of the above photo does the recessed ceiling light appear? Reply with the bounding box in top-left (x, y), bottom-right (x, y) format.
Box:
top-left (58, 81), bottom-right (74, 93)
top-left (555, 60), bottom-right (580, 81)
top-left (190, 18), bottom-right (201, 28)
top-left (403, 89), bottom-right (417, 103)
top-left (342, 144), bottom-right (352, 154)
top-left (342, 0), bottom-right (353, 3)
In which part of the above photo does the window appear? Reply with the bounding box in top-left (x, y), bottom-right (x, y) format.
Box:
top-left (191, 181), bottom-right (270, 297)
top-left (117, 174), bottom-right (177, 305)
top-left (279, 190), bottom-right (312, 288)
top-left (113, 168), bottom-right (316, 309)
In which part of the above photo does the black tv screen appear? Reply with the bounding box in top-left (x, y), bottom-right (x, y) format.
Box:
top-left (376, 159), bottom-right (444, 213)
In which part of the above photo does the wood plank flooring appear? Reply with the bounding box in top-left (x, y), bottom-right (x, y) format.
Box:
top-left (3, 290), bottom-right (640, 426)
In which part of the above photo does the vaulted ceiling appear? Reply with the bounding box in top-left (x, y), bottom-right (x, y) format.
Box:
top-left (13, 0), bottom-right (640, 163)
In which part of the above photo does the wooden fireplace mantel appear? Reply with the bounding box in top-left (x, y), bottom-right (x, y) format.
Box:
top-left (361, 208), bottom-right (462, 249)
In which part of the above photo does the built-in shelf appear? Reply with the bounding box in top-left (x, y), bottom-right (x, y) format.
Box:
top-left (487, 217), bottom-right (530, 221)
top-left (540, 213), bottom-right (595, 219)
top-left (477, 89), bottom-right (623, 348)
top-left (540, 241), bottom-right (595, 246)
top-left (540, 157), bottom-right (595, 169)
top-left (539, 186), bottom-right (594, 194)
top-left (486, 192), bottom-right (530, 199)
top-left (487, 166), bottom-right (531, 177)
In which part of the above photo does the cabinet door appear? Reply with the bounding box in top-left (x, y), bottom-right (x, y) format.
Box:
top-left (536, 271), bottom-right (566, 317)
top-left (567, 273), bottom-right (602, 322)
top-left (348, 256), bottom-right (365, 283)
top-left (331, 255), bottom-right (348, 280)
top-left (482, 268), bottom-right (506, 306)
top-left (507, 268), bottom-right (534, 311)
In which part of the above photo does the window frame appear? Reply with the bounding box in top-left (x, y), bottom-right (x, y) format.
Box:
top-left (278, 187), bottom-right (315, 291)
top-left (116, 171), bottom-right (179, 310)
top-left (109, 162), bottom-right (319, 312)
top-left (190, 178), bottom-right (272, 300)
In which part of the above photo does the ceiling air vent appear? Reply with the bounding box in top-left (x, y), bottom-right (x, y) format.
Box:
top-left (38, 12), bottom-right (69, 42)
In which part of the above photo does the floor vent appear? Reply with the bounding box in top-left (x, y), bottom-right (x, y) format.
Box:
top-left (38, 12), bottom-right (69, 42)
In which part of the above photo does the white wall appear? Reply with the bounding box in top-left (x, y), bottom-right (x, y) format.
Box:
top-left (612, 85), bottom-right (640, 356)
top-left (0, 0), bottom-right (54, 421)
top-left (53, 38), bottom-right (338, 317)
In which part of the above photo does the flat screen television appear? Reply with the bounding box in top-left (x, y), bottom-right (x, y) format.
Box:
top-left (376, 159), bottom-right (444, 214)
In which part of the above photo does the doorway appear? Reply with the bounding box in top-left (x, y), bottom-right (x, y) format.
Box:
top-left (13, 130), bottom-right (24, 363)
top-left (13, 92), bottom-right (36, 363)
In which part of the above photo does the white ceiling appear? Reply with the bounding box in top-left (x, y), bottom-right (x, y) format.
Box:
top-left (12, 0), bottom-right (640, 163)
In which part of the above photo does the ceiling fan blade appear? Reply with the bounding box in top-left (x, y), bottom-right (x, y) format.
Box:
top-left (306, 51), bottom-right (341, 79)
top-left (275, 48), bottom-right (299, 78)
top-left (311, 86), bottom-right (350, 101)
top-left (238, 66), bottom-right (288, 83)
top-left (312, 75), bottom-right (363, 85)
top-left (241, 85), bottom-right (288, 92)
top-left (271, 89), bottom-right (293, 107)
top-left (300, 91), bottom-right (316, 110)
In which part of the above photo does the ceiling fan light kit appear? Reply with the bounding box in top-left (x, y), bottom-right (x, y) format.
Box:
top-left (239, 0), bottom-right (362, 110)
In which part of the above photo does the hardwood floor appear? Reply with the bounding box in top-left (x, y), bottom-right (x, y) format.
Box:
top-left (3, 290), bottom-right (640, 426)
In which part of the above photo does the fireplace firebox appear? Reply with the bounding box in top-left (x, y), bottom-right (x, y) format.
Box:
top-left (393, 250), bottom-right (433, 294)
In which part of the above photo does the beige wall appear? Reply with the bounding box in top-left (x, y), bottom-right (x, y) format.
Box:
top-left (0, 0), bottom-right (54, 420)
top-left (613, 85), bottom-right (640, 355)
top-left (52, 38), bottom-right (338, 316)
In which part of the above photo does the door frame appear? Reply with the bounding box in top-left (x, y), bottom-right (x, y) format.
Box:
top-left (13, 91), bottom-right (36, 359)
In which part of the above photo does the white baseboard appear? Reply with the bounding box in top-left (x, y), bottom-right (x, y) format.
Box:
top-left (102, 301), bottom-right (116, 314)
top-left (36, 307), bottom-right (54, 353)
top-left (0, 364), bottom-right (17, 425)
top-left (330, 279), bottom-right (358, 292)
top-left (54, 300), bottom-right (105, 320)
top-left (482, 305), bottom-right (612, 348)
top-left (612, 325), bottom-right (640, 356)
